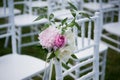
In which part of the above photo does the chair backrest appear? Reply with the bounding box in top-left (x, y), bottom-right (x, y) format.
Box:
top-left (101, 3), bottom-right (120, 52)
top-left (14, 0), bottom-right (32, 14)
top-left (103, 2), bottom-right (120, 24)
top-left (0, 0), bottom-right (8, 18)
top-left (63, 13), bottom-right (101, 80)
top-left (0, 0), bottom-right (12, 38)
top-left (54, 12), bottom-right (101, 80)
top-left (0, 0), bottom-right (17, 53)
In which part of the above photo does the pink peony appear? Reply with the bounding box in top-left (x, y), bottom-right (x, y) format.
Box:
top-left (38, 26), bottom-right (59, 49)
top-left (54, 34), bottom-right (66, 48)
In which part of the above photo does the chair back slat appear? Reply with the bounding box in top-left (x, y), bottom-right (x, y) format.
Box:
top-left (75, 14), bottom-right (100, 52)
top-left (81, 22), bottom-right (85, 48)
top-left (88, 20), bottom-right (92, 45)
top-left (3, 0), bottom-right (7, 15)
top-left (119, 2), bottom-right (120, 23)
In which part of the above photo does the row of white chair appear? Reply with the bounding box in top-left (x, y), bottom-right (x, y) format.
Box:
top-left (0, 0), bottom-right (110, 80)
top-left (0, 0), bottom-right (49, 80)
top-left (2, 0), bottom-right (119, 54)
top-left (0, 0), bottom-right (99, 52)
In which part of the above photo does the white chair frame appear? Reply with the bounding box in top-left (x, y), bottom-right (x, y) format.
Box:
top-left (81, 0), bottom-right (115, 26)
top-left (5, 0), bottom-right (48, 53)
top-left (54, 12), bottom-right (103, 80)
top-left (102, 2), bottom-right (120, 53)
top-left (0, 0), bottom-right (21, 48)
top-left (0, 0), bottom-right (48, 80)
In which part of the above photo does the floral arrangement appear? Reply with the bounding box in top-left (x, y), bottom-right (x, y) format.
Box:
top-left (35, 0), bottom-right (89, 80)
top-left (38, 22), bottom-right (76, 62)
top-left (35, 1), bottom-right (89, 63)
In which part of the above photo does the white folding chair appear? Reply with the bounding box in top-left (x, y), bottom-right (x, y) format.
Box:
top-left (81, 0), bottom-right (115, 23)
top-left (5, 0), bottom-right (49, 53)
top-left (0, 0), bottom-right (48, 80)
top-left (54, 12), bottom-right (107, 80)
top-left (0, 0), bottom-right (21, 47)
top-left (62, 12), bottom-right (108, 80)
top-left (102, 1), bottom-right (120, 53)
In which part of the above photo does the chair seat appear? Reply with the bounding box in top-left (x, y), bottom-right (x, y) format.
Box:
top-left (52, 9), bottom-right (73, 20)
top-left (75, 37), bottom-right (108, 59)
top-left (103, 22), bottom-right (120, 36)
top-left (0, 54), bottom-right (48, 80)
top-left (26, 1), bottom-right (48, 8)
top-left (83, 2), bottom-right (114, 12)
top-left (14, 14), bottom-right (48, 26)
top-left (0, 7), bottom-right (21, 18)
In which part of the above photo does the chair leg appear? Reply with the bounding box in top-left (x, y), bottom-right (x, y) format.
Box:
top-left (101, 50), bottom-right (107, 80)
top-left (4, 26), bottom-right (11, 48)
top-left (18, 27), bottom-right (22, 54)
top-left (4, 36), bottom-right (9, 48)
top-left (75, 61), bottom-right (79, 79)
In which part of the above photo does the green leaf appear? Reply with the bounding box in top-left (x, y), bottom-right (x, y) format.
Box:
top-left (62, 18), bottom-right (68, 26)
top-left (34, 15), bottom-right (42, 21)
top-left (44, 24), bottom-right (50, 28)
top-left (70, 9), bottom-right (76, 17)
top-left (74, 22), bottom-right (79, 28)
top-left (71, 54), bottom-right (78, 59)
top-left (51, 20), bottom-right (55, 24)
top-left (40, 24), bottom-right (49, 31)
top-left (79, 11), bottom-right (90, 19)
top-left (68, 19), bottom-right (75, 27)
top-left (49, 13), bottom-right (54, 21)
top-left (74, 21), bottom-right (81, 30)
top-left (47, 52), bottom-right (55, 59)
top-left (61, 27), bottom-right (66, 34)
top-left (54, 50), bottom-right (59, 57)
top-left (56, 58), bottom-right (60, 61)
top-left (68, 2), bottom-right (77, 10)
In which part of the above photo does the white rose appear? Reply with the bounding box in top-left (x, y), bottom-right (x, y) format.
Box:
top-left (65, 29), bottom-right (76, 51)
top-left (58, 46), bottom-right (72, 62)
